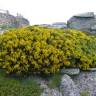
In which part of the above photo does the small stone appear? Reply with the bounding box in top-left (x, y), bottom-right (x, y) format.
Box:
top-left (60, 68), bottom-right (80, 75)
top-left (87, 68), bottom-right (96, 71)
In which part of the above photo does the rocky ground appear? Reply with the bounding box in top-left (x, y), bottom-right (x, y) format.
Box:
top-left (38, 69), bottom-right (96, 96)
top-left (73, 71), bottom-right (96, 96)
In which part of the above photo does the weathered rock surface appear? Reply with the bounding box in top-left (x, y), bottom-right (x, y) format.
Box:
top-left (61, 68), bottom-right (80, 75)
top-left (72, 71), bottom-right (96, 96)
top-left (74, 12), bottom-right (94, 18)
top-left (38, 70), bottom-right (96, 96)
top-left (67, 12), bottom-right (96, 34)
top-left (60, 74), bottom-right (80, 96)
top-left (0, 9), bottom-right (29, 31)
top-left (16, 16), bottom-right (29, 27)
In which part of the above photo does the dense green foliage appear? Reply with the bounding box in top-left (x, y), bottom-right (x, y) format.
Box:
top-left (0, 26), bottom-right (96, 75)
top-left (0, 69), bottom-right (42, 96)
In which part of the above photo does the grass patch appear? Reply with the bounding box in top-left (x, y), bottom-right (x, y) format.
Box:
top-left (0, 69), bottom-right (42, 96)
top-left (48, 73), bottom-right (62, 89)
top-left (80, 90), bottom-right (90, 96)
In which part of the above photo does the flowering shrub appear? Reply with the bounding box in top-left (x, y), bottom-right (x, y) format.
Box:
top-left (0, 26), bottom-right (96, 75)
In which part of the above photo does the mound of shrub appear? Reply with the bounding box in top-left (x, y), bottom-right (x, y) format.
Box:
top-left (0, 26), bottom-right (96, 75)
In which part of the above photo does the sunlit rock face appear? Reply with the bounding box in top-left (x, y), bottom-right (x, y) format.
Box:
top-left (60, 74), bottom-right (80, 96)
top-left (67, 12), bottom-right (96, 34)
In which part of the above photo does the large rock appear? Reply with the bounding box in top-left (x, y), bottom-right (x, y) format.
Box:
top-left (60, 74), bottom-right (80, 96)
top-left (67, 12), bottom-right (96, 34)
top-left (0, 10), bottom-right (29, 32)
top-left (16, 16), bottom-right (29, 27)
